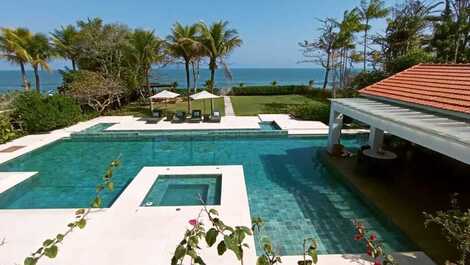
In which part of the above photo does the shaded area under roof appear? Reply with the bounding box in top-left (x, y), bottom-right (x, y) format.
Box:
top-left (330, 98), bottom-right (470, 165)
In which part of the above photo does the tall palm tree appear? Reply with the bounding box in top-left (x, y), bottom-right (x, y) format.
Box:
top-left (128, 29), bottom-right (164, 97)
top-left (0, 28), bottom-right (32, 90)
top-left (27, 33), bottom-right (52, 92)
top-left (51, 25), bottom-right (80, 71)
top-left (166, 22), bottom-right (201, 113)
top-left (358, 0), bottom-right (389, 71)
top-left (197, 21), bottom-right (242, 111)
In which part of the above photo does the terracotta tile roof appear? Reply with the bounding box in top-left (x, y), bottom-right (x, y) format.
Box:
top-left (359, 64), bottom-right (470, 114)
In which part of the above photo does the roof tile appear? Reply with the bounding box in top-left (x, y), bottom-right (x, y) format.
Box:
top-left (359, 64), bottom-right (470, 114)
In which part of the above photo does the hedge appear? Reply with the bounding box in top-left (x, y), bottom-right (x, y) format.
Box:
top-left (288, 102), bottom-right (330, 124)
top-left (230, 85), bottom-right (313, 96)
top-left (13, 92), bottom-right (82, 133)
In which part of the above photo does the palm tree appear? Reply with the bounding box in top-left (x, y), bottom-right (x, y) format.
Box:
top-left (358, 0), bottom-right (389, 71)
top-left (27, 33), bottom-right (53, 92)
top-left (128, 29), bottom-right (164, 97)
top-left (51, 25), bottom-right (80, 71)
top-left (166, 22), bottom-right (201, 113)
top-left (0, 28), bottom-right (32, 90)
top-left (197, 21), bottom-right (242, 111)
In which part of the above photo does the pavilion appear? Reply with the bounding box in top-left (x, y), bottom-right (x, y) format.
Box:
top-left (327, 64), bottom-right (470, 165)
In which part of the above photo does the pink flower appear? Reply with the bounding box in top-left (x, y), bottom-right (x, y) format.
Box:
top-left (188, 219), bottom-right (198, 226)
top-left (354, 234), bottom-right (363, 241)
top-left (374, 258), bottom-right (382, 265)
top-left (369, 234), bottom-right (377, 241)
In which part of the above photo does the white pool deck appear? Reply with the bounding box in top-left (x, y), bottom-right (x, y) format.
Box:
top-left (0, 115), bottom-right (435, 265)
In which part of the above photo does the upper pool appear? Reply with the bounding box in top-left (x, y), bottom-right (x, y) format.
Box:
top-left (0, 132), bottom-right (411, 255)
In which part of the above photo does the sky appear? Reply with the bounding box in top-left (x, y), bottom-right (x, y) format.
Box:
top-left (0, 0), bottom-right (402, 70)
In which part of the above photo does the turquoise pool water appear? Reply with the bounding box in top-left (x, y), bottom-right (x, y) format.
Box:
top-left (0, 132), bottom-right (411, 255)
top-left (141, 174), bottom-right (221, 206)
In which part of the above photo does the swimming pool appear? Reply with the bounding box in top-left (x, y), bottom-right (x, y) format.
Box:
top-left (0, 131), bottom-right (411, 255)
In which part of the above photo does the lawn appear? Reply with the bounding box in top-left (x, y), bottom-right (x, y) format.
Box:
top-left (107, 98), bottom-right (225, 117)
top-left (230, 95), bottom-right (323, 116)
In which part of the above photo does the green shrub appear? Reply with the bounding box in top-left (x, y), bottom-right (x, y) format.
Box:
top-left (289, 102), bottom-right (330, 123)
top-left (385, 49), bottom-right (433, 74)
top-left (0, 114), bottom-right (21, 144)
top-left (230, 85), bottom-right (312, 96)
top-left (350, 71), bottom-right (389, 90)
top-left (13, 92), bottom-right (82, 133)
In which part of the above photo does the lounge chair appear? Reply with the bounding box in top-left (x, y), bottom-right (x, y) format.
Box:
top-left (206, 110), bottom-right (221, 123)
top-left (165, 113), bottom-right (174, 121)
top-left (152, 109), bottom-right (163, 118)
top-left (172, 111), bottom-right (186, 123)
top-left (188, 110), bottom-right (202, 123)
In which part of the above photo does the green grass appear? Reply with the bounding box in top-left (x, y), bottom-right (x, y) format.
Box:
top-left (230, 95), bottom-right (324, 116)
top-left (107, 98), bottom-right (225, 117)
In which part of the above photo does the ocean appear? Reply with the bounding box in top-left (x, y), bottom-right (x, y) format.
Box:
top-left (0, 68), bottom-right (327, 93)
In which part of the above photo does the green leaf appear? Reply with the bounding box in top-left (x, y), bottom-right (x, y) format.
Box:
top-left (77, 218), bottom-right (87, 229)
top-left (56, 234), bottom-right (64, 242)
top-left (308, 248), bottom-right (318, 264)
top-left (209, 209), bottom-right (219, 216)
top-left (174, 245), bottom-right (186, 260)
top-left (238, 226), bottom-right (253, 235)
top-left (24, 257), bottom-right (38, 265)
top-left (256, 256), bottom-right (269, 265)
top-left (205, 228), bottom-right (218, 247)
top-left (42, 239), bottom-right (54, 247)
top-left (75, 209), bottom-right (85, 215)
top-left (171, 256), bottom-right (178, 265)
top-left (106, 181), bottom-right (114, 191)
top-left (44, 245), bottom-right (58, 258)
top-left (194, 256), bottom-right (206, 265)
top-left (91, 196), bottom-right (102, 208)
top-left (217, 241), bottom-right (226, 255)
top-left (95, 184), bottom-right (104, 193)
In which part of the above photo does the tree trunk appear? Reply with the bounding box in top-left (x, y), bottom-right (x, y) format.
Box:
top-left (322, 50), bottom-right (332, 92)
top-left (20, 62), bottom-right (30, 91)
top-left (145, 66), bottom-right (151, 97)
top-left (72, 59), bottom-right (77, 71)
top-left (363, 20), bottom-right (369, 71)
top-left (33, 66), bottom-right (40, 93)
top-left (185, 60), bottom-right (191, 114)
top-left (209, 62), bottom-right (216, 113)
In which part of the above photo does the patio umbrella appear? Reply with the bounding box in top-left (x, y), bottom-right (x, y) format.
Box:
top-left (149, 90), bottom-right (180, 110)
top-left (190, 90), bottom-right (219, 114)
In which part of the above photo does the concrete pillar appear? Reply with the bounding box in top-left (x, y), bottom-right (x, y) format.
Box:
top-left (327, 104), bottom-right (343, 154)
top-left (368, 127), bottom-right (384, 153)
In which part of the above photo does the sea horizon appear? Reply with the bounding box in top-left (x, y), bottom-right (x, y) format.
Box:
top-left (0, 68), bottom-right (329, 93)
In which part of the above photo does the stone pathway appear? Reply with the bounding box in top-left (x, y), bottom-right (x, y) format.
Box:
top-left (223, 96), bottom-right (235, 116)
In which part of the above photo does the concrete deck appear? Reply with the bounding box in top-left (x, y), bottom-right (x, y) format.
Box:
top-left (259, 114), bottom-right (329, 135)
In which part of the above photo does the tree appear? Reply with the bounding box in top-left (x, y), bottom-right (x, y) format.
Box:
top-left (27, 33), bottom-right (53, 92)
top-left (66, 70), bottom-right (125, 113)
top-left (299, 18), bottom-right (338, 92)
top-left (126, 29), bottom-right (164, 98)
top-left (51, 25), bottom-right (80, 71)
top-left (0, 28), bottom-right (32, 90)
top-left (198, 21), bottom-right (242, 111)
top-left (166, 22), bottom-right (201, 113)
top-left (358, 0), bottom-right (389, 71)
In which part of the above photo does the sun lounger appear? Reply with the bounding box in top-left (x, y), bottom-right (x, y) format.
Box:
top-left (172, 111), bottom-right (186, 123)
top-left (206, 110), bottom-right (221, 123)
top-left (188, 110), bottom-right (202, 123)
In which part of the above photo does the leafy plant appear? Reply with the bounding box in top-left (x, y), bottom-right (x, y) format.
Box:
top-left (424, 193), bottom-right (470, 265)
top-left (251, 217), bottom-right (282, 265)
top-left (171, 205), bottom-right (252, 265)
top-left (299, 238), bottom-right (318, 265)
top-left (289, 102), bottom-right (330, 123)
top-left (353, 220), bottom-right (397, 265)
top-left (0, 113), bottom-right (21, 144)
top-left (23, 159), bottom-right (120, 265)
top-left (12, 92), bottom-right (82, 133)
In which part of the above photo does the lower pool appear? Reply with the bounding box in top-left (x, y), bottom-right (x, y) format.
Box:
top-left (0, 133), bottom-right (411, 255)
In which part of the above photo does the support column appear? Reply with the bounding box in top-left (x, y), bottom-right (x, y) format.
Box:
top-left (327, 104), bottom-right (343, 154)
top-left (368, 127), bottom-right (384, 153)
